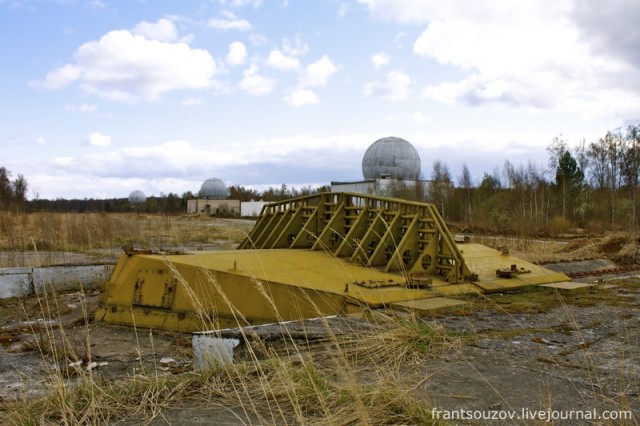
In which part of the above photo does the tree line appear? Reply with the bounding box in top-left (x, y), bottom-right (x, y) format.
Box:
top-left (2, 124), bottom-right (640, 234)
top-left (417, 124), bottom-right (640, 235)
top-left (0, 179), bottom-right (331, 214)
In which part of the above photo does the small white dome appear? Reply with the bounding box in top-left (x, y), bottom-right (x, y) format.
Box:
top-left (128, 190), bottom-right (146, 204)
top-left (199, 178), bottom-right (228, 199)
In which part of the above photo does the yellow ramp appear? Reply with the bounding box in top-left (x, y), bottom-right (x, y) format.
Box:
top-left (162, 249), bottom-right (438, 307)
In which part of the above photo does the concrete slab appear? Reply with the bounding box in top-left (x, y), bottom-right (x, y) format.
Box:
top-left (391, 297), bottom-right (469, 313)
top-left (539, 281), bottom-right (594, 292)
top-left (33, 264), bottom-right (114, 293)
top-left (543, 259), bottom-right (617, 275)
top-left (1, 264), bottom-right (115, 299)
top-left (192, 335), bottom-right (240, 371)
top-left (0, 269), bottom-right (31, 298)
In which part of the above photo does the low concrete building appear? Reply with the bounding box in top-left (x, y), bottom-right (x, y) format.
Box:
top-left (187, 199), bottom-right (240, 216)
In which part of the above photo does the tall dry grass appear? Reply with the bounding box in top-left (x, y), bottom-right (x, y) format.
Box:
top-left (0, 283), bottom-right (458, 424)
top-left (0, 212), bottom-right (254, 266)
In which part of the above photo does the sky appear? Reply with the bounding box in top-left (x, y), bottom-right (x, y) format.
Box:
top-left (2, 0), bottom-right (640, 200)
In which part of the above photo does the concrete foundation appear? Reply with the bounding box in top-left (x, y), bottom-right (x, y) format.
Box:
top-left (0, 264), bottom-right (114, 299)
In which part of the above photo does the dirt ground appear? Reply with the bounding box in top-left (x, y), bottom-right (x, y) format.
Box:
top-left (0, 234), bottom-right (639, 425)
top-left (426, 283), bottom-right (640, 424)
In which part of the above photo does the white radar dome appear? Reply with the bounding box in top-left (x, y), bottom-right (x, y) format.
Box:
top-left (128, 190), bottom-right (146, 204)
top-left (199, 178), bottom-right (228, 199)
top-left (361, 136), bottom-right (421, 180)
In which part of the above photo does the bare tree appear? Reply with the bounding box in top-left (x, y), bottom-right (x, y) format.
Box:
top-left (622, 125), bottom-right (640, 228)
top-left (457, 164), bottom-right (473, 225)
top-left (504, 160), bottom-right (527, 219)
top-left (429, 160), bottom-right (453, 218)
top-left (605, 130), bottom-right (623, 226)
top-left (526, 160), bottom-right (548, 228)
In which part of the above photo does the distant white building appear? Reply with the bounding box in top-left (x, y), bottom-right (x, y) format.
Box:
top-left (240, 200), bottom-right (267, 217)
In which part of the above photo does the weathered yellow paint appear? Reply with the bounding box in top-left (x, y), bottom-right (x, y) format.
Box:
top-left (96, 193), bottom-right (571, 332)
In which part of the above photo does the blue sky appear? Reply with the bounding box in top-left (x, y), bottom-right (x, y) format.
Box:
top-left (2, 0), bottom-right (639, 200)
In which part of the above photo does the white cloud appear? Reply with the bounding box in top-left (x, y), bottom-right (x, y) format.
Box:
top-left (363, 70), bottom-right (411, 101)
top-left (301, 55), bottom-right (337, 87)
top-left (87, 132), bottom-right (111, 147)
top-left (266, 50), bottom-right (300, 71)
top-left (226, 41), bottom-right (248, 66)
top-left (238, 64), bottom-right (276, 96)
top-left (87, 0), bottom-right (105, 9)
top-left (35, 136), bottom-right (47, 146)
top-left (282, 37), bottom-right (309, 56)
top-left (412, 12), bottom-right (594, 109)
top-left (34, 64), bottom-right (82, 90)
top-left (284, 89), bottom-right (318, 106)
top-left (32, 29), bottom-right (217, 102)
top-left (181, 97), bottom-right (204, 106)
top-left (25, 133), bottom-right (374, 199)
top-left (24, 128), bottom-right (569, 199)
top-left (357, 0), bottom-right (475, 24)
top-left (208, 11), bottom-right (252, 31)
top-left (338, 2), bottom-right (350, 17)
top-left (359, 0), bottom-right (640, 119)
top-left (64, 103), bottom-right (97, 113)
top-left (217, 0), bottom-right (263, 7)
top-left (53, 157), bottom-right (76, 167)
top-left (249, 34), bottom-right (268, 46)
top-left (273, 55), bottom-right (337, 106)
top-left (410, 112), bottom-right (429, 123)
top-left (132, 18), bottom-right (178, 42)
top-left (371, 52), bottom-right (390, 68)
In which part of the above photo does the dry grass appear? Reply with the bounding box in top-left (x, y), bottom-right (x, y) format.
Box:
top-left (0, 300), bottom-right (456, 425)
top-left (0, 212), bottom-right (254, 266)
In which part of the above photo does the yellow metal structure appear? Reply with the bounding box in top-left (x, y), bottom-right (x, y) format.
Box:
top-left (96, 192), bottom-right (570, 332)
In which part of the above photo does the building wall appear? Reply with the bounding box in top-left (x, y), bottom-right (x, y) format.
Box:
top-left (331, 178), bottom-right (431, 198)
top-left (187, 199), bottom-right (241, 215)
top-left (330, 180), bottom-right (377, 194)
top-left (240, 200), bottom-right (267, 217)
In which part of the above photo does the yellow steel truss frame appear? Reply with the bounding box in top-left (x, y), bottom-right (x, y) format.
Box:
top-left (238, 192), bottom-right (475, 283)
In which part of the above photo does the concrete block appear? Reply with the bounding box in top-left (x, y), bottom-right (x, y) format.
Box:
top-left (32, 264), bottom-right (114, 293)
top-left (192, 334), bottom-right (240, 371)
top-left (0, 268), bottom-right (31, 298)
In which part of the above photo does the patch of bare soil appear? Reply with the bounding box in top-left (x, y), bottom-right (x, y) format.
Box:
top-left (427, 284), bottom-right (640, 425)
top-left (557, 232), bottom-right (640, 264)
top-left (473, 231), bottom-right (640, 266)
